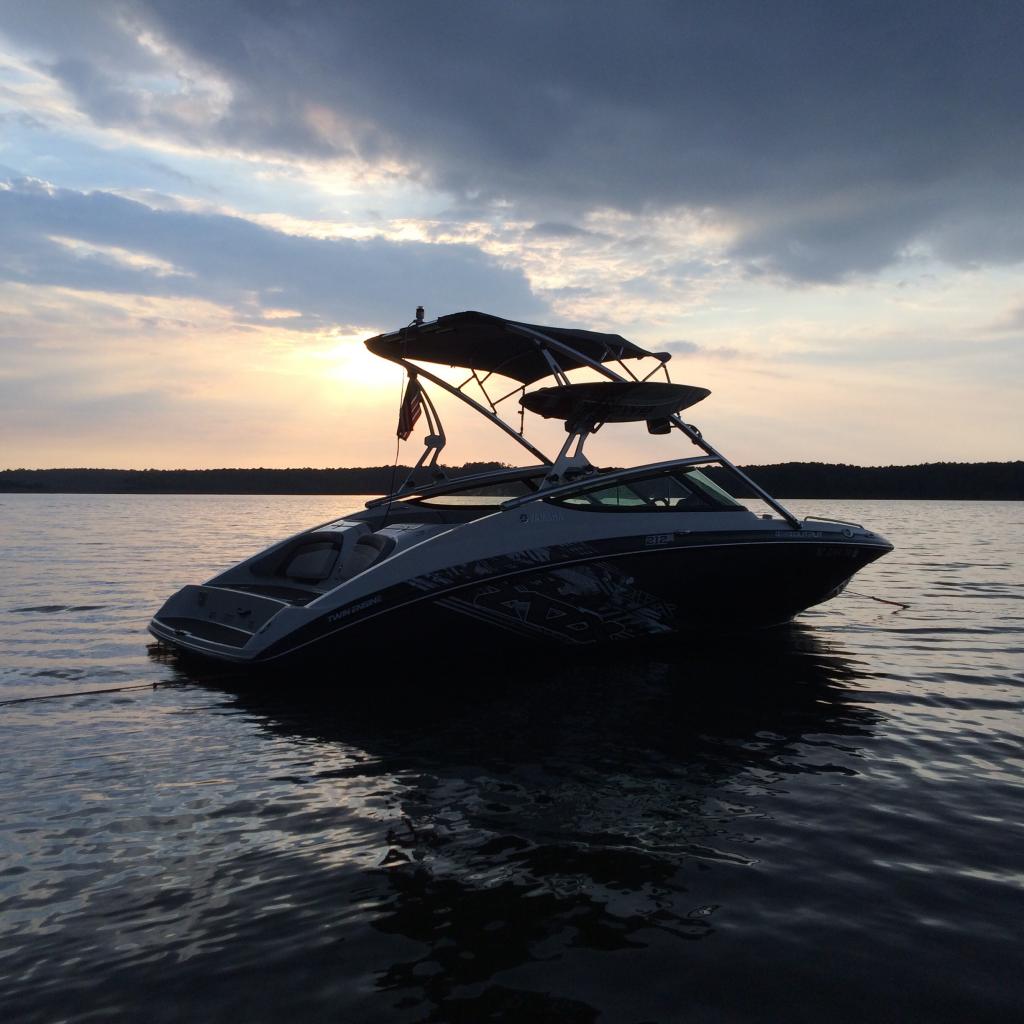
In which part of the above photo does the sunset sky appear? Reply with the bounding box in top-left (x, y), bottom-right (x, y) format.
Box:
top-left (2, 1), bottom-right (1022, 470)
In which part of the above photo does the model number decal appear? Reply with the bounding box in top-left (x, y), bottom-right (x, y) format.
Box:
top-left (520, 510), bottom-right (564, 524)
top-left (644, 534), bottom-right (673, 546)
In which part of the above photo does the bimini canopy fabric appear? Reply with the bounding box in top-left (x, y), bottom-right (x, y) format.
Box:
top-left (364, 311), bottom-right (655, 385)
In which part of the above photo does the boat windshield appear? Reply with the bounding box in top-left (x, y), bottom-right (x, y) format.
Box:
top-left (552, 468), bottom-right (744, 511)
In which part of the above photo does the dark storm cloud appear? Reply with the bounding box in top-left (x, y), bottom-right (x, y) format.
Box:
top-left (3, 1), bottom-right (1023, 280)
top-left (0, 177), bottom-right (543, 324)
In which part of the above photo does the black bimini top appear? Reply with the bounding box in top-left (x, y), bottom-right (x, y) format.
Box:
top-left (364, 310), bottom-right (658, 385)
top-left (522, 381), bottom-right (710, 426)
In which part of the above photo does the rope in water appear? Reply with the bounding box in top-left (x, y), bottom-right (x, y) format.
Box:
top-left (0, 663), bottom-right (249, 707)
top-left (0, 682), bottom-right (164, 708)
top-left (845, 590), bottom-right (911, 610)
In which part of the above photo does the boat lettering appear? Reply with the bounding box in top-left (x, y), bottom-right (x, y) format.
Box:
top-left (326, 595), bottom-right (383, 623)
top-left (644, 534), bottom-right (673, 546)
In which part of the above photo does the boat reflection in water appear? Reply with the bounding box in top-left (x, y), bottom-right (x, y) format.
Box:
top-left (153, 625), bottom-right (878, 1022)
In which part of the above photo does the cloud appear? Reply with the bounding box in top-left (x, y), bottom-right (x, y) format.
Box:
top-left (781, 334), bottom-right (1022, 367)
top-left (661, 340), bottom-right (699, 355)
top-left (527, 222), bottom-right (599, 240)
top-left (662, 340), bottom-right (742, 360)
top-left (991, 301), bottom-right (1024, 332)
top-left (728, 191), bottom-right (944, 282)
top-left (3, 1), bottom-right (1022, 281)
top-left (0, 175), bottom-right (544, 326)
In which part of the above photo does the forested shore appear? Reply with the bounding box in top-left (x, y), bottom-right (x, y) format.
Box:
top-left (2, 461), bottom-right (1021, 499)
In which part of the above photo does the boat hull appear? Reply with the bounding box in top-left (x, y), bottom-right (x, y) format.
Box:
top-left (149, 532), bottom-right (892, 666)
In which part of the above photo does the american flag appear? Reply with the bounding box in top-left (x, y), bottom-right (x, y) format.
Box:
top-left (396, 376), bottom-right (423, 440)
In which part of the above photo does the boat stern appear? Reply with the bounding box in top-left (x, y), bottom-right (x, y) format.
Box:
top-left (149, 585), bottom-right (290, 662)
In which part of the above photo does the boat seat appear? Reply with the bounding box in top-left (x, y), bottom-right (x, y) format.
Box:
top-left (281, 539), bottom-right (341, 581)
top-left (673, 493), bottom-right (712, 510)
top-left (344, 533), bottom-right (396, 577)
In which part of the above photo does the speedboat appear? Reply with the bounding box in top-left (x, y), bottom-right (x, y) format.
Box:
top-left (149, 310), bottom-right (892, 665)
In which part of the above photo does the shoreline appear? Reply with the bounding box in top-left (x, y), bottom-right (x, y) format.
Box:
top-left (2, 460), bottom-right (1021, 500)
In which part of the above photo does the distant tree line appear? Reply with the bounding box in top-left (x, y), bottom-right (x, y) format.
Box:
top-left (1, 461), bottom-right (1021, 499)
top-left (0, 463), bottom-right (506, 495)
top-left (709, 461), bottom-right (1024, 501)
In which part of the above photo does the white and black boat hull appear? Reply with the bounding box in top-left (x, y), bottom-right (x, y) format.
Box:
top-left (149, 530), bottom-right (891, 666)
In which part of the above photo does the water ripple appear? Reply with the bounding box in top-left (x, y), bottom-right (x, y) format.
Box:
top-left (1, 496), bottom-right (1022, 1022)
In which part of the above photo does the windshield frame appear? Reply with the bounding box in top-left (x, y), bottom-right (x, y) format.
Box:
top-left (545, 465), bottom-right (746, 513)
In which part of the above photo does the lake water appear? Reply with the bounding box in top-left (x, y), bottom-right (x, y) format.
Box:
top-left (1, 495), bottom-right (1022, 1023)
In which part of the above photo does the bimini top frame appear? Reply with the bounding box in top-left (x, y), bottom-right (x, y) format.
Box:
top-left (363, 310), bottom-right (801, 528)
